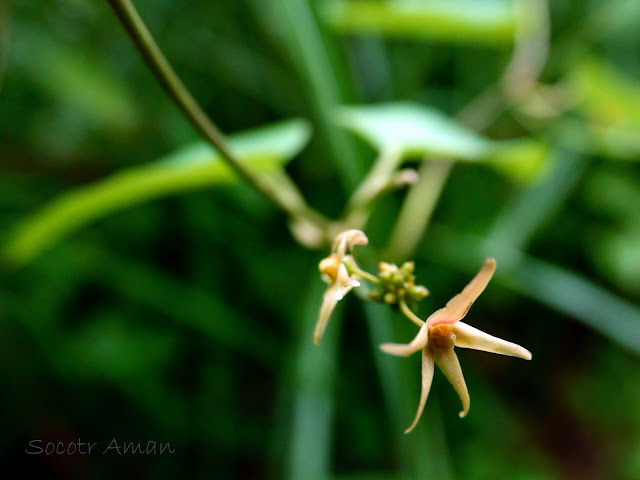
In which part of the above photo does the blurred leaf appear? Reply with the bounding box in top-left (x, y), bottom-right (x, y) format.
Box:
top-left (582, 167), bottom-right (640, 221)
top-left (567, 57), bottom-right (640, 160)
top-left (287, 276), bottom-right (341, 480)
top-left (589, 227), bottom-right (640, 296)
top-left (487, 150), bottom-right (585, 254)
top-left (336, 102), bottom-right (549, 181)
top-left (555, 119), bottom-right (640, 160)
top-left (571, 57), bottom-right (640, 129)
top-left (364, 303), bottom-right (453, 479)
top-left (323, 0), bottom-right (517, 45)
top-left (57, 311), bottom-right (177, 379)
top-left (3, 119), bottom-right (311, 266)
top-left (583, 168), bottom-right (640, 295)
top-left (12, 30), bottom-right (139, 133)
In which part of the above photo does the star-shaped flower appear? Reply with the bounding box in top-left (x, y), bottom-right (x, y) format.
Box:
top-left (380, 258), bottom-right (532, 433)
top-left (314, 230), bottom-right (368, 345)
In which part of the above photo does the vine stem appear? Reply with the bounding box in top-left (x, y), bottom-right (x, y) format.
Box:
top-left (106, 0), bottom-right (327, 228)
top-left (399, 299), bottom-right (425, 328)
top-left (385, 160), bottom-right (452, 262)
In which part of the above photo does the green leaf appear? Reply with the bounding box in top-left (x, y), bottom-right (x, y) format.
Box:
top-left (12, 30), bottom-right (139, 133)
top-left (323, 0), bottom-right (517, 46)
top-left (57, 312), bottom-right (178, 379)
top-left (3, 119), bottom-right (311, 266)
top-left (336, 102), bottom-right (549, 181)
top-left (571, 57), bottom-right (640, 129)
top-left (287, 276), bottom-right (341, 480)
top-left (566, 57), bottom-right (640, 160)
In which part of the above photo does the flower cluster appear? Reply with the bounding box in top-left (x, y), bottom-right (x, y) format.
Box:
top-left (314, 229), bottom-right (368, 345)
top-left (314, 230), bottom-right (532, 433)
top-left (368, 261), bottom-right (429, 312)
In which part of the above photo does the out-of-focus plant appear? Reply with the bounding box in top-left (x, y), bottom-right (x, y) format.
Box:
top-left (314, 230), bottom-right (531, 433)
top-left (3, 0), bottom-right (640, 478)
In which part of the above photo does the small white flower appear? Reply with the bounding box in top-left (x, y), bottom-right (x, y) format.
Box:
top-left (314, 230), bottom-right (368, 345)
top-left (380, 258), bottom-right (532, 433)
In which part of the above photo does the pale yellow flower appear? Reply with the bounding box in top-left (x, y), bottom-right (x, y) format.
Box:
top-left (380, 258), bottom-right (531, 433)
top-left (314, 230), bottom-right (368, 345)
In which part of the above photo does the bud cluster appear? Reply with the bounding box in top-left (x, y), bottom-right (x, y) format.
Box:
top-left (368, 261), bottom-right (429, 311)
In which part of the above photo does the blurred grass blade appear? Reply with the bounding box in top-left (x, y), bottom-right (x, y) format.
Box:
top-left (288, 276), bottom-right (340, 480)
top-left (487, 150), bottom-right (585, 254)
top-left (323, 0), bottom-right (517, 45)
top-left (11, 29), bottom-right (139, 132)
top-left (504, 257), bottom-right (640, 355)
top-left (566, 56), bottom-right (640, 160)
top-left (336, 102), bottom-right (549, 182)
top-left (34, 243), bottom-right (279, 363)
top-left (364, 303), bottom-right (453, 480)
top-left (3, 119), bottom-right (311, 266)
top-left (267, 0), bottom-right (362, 188)
top-left (571, 56), bottom-right (640, 129)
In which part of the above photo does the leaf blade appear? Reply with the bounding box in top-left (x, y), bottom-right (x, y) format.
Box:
top-left (3, 119), bottom-right (311, 266)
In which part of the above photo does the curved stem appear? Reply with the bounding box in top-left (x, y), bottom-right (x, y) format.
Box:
top-left (399, 299), bottom-right (425, 328)
top-left (106, 0), bottom-right (326, 227)
top-left (385, 160), bottom-right (452, 262)
top-left (343, 256), bottom-right (380, 284)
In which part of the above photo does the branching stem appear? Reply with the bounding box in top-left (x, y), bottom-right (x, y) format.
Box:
top-left (399, 299), bottom-right (425, 328)
top-left (106, 0), bottom-right (327, 228)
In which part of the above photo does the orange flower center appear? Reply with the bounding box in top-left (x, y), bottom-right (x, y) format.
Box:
top-left (319, 254), bottom-right (340, 281)
top-left (428, 323), bottom-right (456, 354)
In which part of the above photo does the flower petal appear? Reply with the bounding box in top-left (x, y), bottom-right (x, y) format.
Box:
top-left (426, 258), bottom-right (497, 327)
top-left (336, 263), bottom-right (360, 296)
top-left (404, 349), bottom-right (435, 434)
top-left (313, 284), bottom-right (342, 345)
top-left (434, 349), bottom-right (470, 418)
top-left (333, 229), bottom-right (368, 258)
top-left (380, 323), bottom-right (429, 357)
top-left (453, 322), bottom-right (532, 360)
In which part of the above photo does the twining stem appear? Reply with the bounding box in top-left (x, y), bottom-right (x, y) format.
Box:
top-left (343, 256), bottom-right (380, 285)
top-left (341, 147), bottom-right (404, 228)
top-left (385, 0), bottom-right (551, 262)
top-left (385, 160), bottom-right (452, 262)
top-left (106, 0), bottom-right (326, 228)
top-left (399, 299), bottom-right (425, 328)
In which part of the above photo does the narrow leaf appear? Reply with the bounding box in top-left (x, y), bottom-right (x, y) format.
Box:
top-left (336, 102), bottom-right (548, 181)
top-left (3, 119), bottom-right (311, 266)
top-left (324, 0), bottom-right (517, 46)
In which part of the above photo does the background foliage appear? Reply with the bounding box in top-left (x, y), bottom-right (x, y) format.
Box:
top-left (1, 0), bottom-right (640, 479)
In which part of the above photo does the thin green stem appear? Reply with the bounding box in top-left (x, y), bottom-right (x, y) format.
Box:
top-left (343, 256), bottom-right (380, 284)
top-left (270, 0), bottom-right (362, 189)
top-left (106, 0), bottom-right (326, 227)
top-left (399, 299), bottom-right (425, 328)
top-left (341, 147), bottom-right (406, 228)
top-left (385, 0), bottom-right (551, 262)
top-left (385, 160), bottom-right (453, 262)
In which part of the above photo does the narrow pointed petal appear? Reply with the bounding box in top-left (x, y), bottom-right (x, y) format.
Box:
top-left (435, 349), bottom-right (470, 418)
top-left (380, 323), bottom-right (429, 357)
top-left (427, 258), bottom-right (497, 327)
top-left (336, 263), bottom-right (360, 294)
top-left (404, 350), bottom-right (435, 434)
top-left (453, 322), bottom-right (532, 360)
top-left (313, 285), bottom-right (341, 345)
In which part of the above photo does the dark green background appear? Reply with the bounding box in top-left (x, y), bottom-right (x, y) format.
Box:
top-left (1, 1), bottom-right (640, 479)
